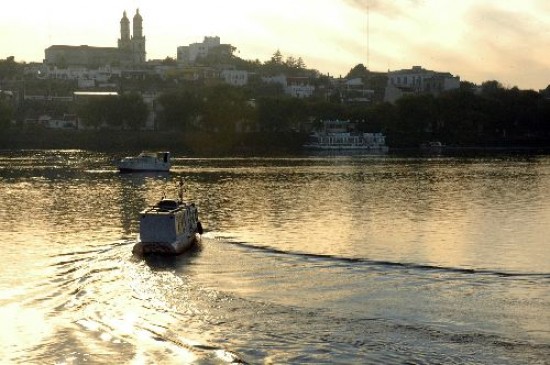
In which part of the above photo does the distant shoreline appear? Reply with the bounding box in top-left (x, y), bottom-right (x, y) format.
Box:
top-left (0, 128), bottom-right (308, 155)
top-left (2, 128), bottom-right (549, 156)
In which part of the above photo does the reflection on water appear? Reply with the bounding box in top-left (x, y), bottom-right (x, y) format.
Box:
top-left (193, 155), bottom-right (550, 274)
top-left (0, 150), bottom-right (548, 364)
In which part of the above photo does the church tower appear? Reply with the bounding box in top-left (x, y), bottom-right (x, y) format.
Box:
top-left (118, 11), bottom-right (131, 51)
top-left (133, 9), bottom-right (143, 39)
top-left (131, 9), bottom-right (146, 64)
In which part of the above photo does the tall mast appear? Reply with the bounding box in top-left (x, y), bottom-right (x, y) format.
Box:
top-left (367, 4), bottom-right (370, 70)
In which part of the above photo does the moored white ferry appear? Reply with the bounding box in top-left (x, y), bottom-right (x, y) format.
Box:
top-left (117, 151), bottom-right (171, 172)
top-left (304, 120), bottom-right (389, 152)
top-left (132, 179), bottom-right (203, 256)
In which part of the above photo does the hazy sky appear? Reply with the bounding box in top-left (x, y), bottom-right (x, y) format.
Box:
top-left (1, 0), bottom-right (549, 90)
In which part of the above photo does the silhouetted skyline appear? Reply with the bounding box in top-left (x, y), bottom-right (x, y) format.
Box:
top-left (1, 0), bottom-right (549, 90)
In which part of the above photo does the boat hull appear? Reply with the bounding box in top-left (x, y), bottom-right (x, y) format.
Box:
top-left (133, 232), bottom-right (200, 255)
top-left (119, 167), bottom-right (170, 173)
top-left (303, 145), bottom-right (389, 152)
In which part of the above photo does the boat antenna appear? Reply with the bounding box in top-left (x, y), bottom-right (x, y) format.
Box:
top-left (178, 177), bottom-right (184, 202)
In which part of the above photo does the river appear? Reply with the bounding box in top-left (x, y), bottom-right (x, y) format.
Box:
top-left (0, 149), bottom-right (548, 364)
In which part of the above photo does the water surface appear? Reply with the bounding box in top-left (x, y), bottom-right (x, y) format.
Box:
top-left (0, 150), bottom-right (548, 363)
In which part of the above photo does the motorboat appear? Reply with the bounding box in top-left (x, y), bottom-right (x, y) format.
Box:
top-left (117, 151), bottom-right (171, 172)
top-left (420, 141), bottom-right (445, 152)
top-left (132, 178), bottom-right (203, 255)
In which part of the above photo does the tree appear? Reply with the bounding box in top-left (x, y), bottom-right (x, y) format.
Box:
top-left (365, 102), bottom-right (397, 133)
top-left (257, 97), bottom-right (288, 132)
top-left (480, 80), bottom-right (505, 98)
top-left (257, 97), bottom-right (307, 132)
top-left (157, 90), bottom-right (201, 131)
top-left (436, 90), bottom-right (490, 144)
top-left (0, 96), bottom-right (13, 129)
top-left (459, 81), bottom-right (477, 92)
top-left (386, 94), bottom-right (436, 146)
top-left (345, 64), bottom-right (369, 79)
top-left (201, 84), bottom-right (252, 133)
top-left (285, 56), bottom-right (297, 68)
top-left (540, 84), bottom-right (550, 99)
top-left (262, 50), bottom-right (287, 76)
top-left (77, 93), bottom-right (147, 130)
top-left (78, 97), bottom-right (109, 129)
top-left (0, 56), bottom-right (22, 80)
top-left (270, 49), bottom-right (284, 65)
top-left (162, 57), bottom-right (177, 65)
top-left (119, 92), bottom-right (148, 130)
top-left (307, 100), bottom-right (345, 121)
top-left (536, 96), bottom-right (550, 138)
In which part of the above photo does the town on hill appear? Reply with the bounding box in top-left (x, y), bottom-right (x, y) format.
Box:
top-left (1, 9), bottom-right (550, 153)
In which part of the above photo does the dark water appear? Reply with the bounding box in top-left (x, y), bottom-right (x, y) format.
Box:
top-left (0, 149), bottom-right (548, 364)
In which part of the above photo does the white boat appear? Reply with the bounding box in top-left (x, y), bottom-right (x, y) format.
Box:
top-left (117, 151), bottom-right (171, 172)
top-left (420, 141), bottom-right (445, 151)
top-left (132, 178), bottom-right (203, 256)
top-left (304, 120), bottom-right (389, 152)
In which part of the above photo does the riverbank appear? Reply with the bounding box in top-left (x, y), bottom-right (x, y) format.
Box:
top-left (0, 128), bottom-right (308, 155)
top-left (2, 128), bottom-right (549, 156)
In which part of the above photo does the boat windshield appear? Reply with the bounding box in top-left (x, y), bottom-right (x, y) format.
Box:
top-left (138, 152), bottom-right (158, 158)
top-left (155, 199), bottom-right (179, 210)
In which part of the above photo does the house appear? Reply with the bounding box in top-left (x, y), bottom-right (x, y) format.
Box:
top-left (43, 65), bottom-right (121, 88)
top-left (177, 36), bottom-right (234, 65)
top-left (286, 77), bottom-right (315, 98)
top-left (343, 77), bottom-right (375, 103)
top-left (262, 75), bottom-right (315, 98)
top-left (22, 114), bottom-right (77, 129)
top-left (221, 69), bottom-right (249, 86)
top-left (384, 66), bottom-right (460, 103)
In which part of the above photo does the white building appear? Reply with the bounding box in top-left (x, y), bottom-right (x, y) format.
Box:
top-left (221, 69), bottom-right (249, 86)
top-left (38, 65), bottom-right (122, 89)
top-left (286, 77), bottom-right (314, 98)
top-left (343, 77), bottom-right (375, 103)
top-left (23, 114), bottom-right (78, 129)
top-left (262, 75), bottom-right (315, 98)
top-left (177, 36), bottom-right (233, 64)
top-left (384, 66), bottom-right (460, 103)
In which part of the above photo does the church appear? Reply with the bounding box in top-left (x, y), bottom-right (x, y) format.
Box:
top-left (44, 9), bottom-right (146, 68)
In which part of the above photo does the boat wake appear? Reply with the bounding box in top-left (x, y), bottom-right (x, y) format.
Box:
top-left (6, 237), bottom-right (548, 364)
top-left (6, 240), bottom-right (246, 364)
top-left (219, 236), bottom-right (550, 279)
top-left (74, 316), bottom-right (248, 364)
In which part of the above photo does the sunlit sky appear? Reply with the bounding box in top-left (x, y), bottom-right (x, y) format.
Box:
top-left (1, 0), bottom-right (550, 90)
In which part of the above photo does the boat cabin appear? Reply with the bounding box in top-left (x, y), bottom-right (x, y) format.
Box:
top-left (117, 151), bottom-right (171, 172)
top-left (139, 199), bottom-right (195, 244)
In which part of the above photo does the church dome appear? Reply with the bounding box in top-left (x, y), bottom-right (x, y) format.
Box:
top-left (120, 10), bottom-right (129, 23)
top-left (133, 9), bottom-right (143, 21)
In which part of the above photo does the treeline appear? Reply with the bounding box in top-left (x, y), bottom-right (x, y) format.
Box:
top-left (6, 80), bottom-right (550, 149)
top-left (379, 81), bottom-right (550, 147)
top-left (154, 80), bottom-right (550, 148)
top-left (157, 84), bottom-right (308, 133)
top-left (78, 93), bottom-right (148, 129)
